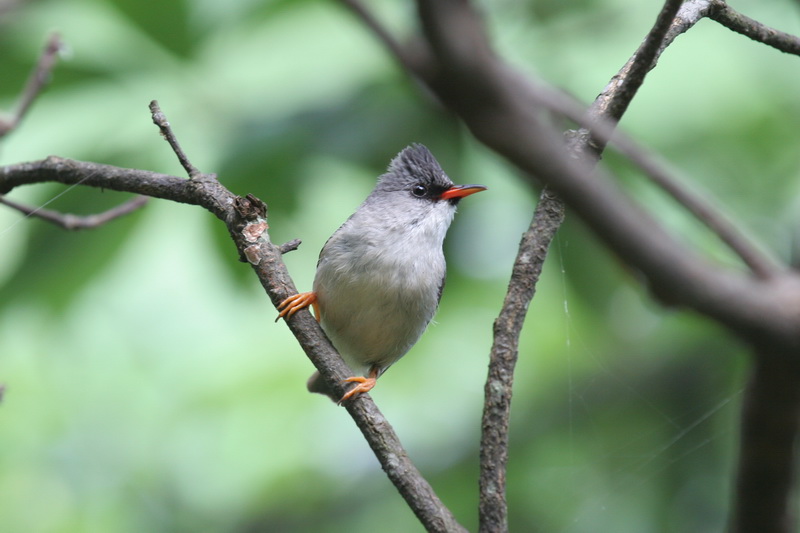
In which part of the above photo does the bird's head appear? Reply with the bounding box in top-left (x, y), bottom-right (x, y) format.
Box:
top-left (374, 144), bottom-right (486, 206)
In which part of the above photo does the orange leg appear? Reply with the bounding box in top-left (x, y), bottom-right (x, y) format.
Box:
top-left (338, 366), bottom-right (380, 404)
top-left (276, 291), bottom-right (320, 322)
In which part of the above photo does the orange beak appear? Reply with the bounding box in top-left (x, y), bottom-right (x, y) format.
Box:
top-left (440, 184), bottom-right (487, 201)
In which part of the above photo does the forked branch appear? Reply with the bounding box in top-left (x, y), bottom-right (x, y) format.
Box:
top-left (0, 102), bottom-right (467, 533)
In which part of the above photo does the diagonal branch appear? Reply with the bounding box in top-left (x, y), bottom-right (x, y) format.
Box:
top-left (277, 238), bottom-right (302, 254)
top-left (145, 103), bottom-right (466, 531)
top-left (519, 82), bottom-right (783, 280)
top-left (0, 102), bottom-right (468, 533)
top-left (234, 196), bottom-right (467, 533)
top-left (708, 0), bottom-right (800, 56)
top-left (587, 0), bottom-right (776, 273)
top-left (592, 0), bottom-right (685, 124)
top-left (347, 0), bottom-right (781, 284)
top-left (573, 0), bottom-right (784, 280)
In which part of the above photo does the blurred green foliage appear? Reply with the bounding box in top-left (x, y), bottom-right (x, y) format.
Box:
top-left (1, 0), bottom-right (799, 532)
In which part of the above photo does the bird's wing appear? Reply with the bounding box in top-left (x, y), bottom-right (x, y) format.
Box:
top-left (437, 274), bottom-right (446, 306)
top-left (316, 216), bottom-right (354, 269)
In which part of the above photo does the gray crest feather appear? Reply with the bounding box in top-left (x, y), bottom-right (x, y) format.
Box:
top-left (376, 144), bottom-right (454, 193)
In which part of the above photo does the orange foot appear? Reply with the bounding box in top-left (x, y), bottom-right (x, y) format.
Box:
top-left (338, 367), bottom-right (379, 404)
top-left (276, 291), bottom-right (320, 322)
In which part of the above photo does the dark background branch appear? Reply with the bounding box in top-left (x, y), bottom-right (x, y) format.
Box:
top-left (731, 353), bottom-right (800, 533)
top-left (411, 0), bottom-right (800, 349)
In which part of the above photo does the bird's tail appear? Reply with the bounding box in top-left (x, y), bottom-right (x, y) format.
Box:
top-left (307, 370), bottom-right (338, 402)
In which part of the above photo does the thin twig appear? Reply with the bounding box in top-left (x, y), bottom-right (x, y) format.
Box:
top-left (0, 33), bottom-right (63, 139)
top-left (149, 100), bottom-right (204, 179)
top-left (278, 239), bottom-right (302, 254)
top-left (479, 188), bottom-right (564, 533)
top-left (708, 0), bottom-right (800, 56)
top-left (591, 0), bottom-right (685, 124)
top-left (0, 194), bottom-right (148, 230)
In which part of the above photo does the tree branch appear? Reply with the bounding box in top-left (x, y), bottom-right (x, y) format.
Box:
top-left (588, 0), bottom-right (728, 120)
top-left (479, 188), bottom-right (564, 533)
top-left (336, 0), bottom-right (788, 328)
top-left (277, 238), bottom-right (302, 255)
top-left (149, 100), bottom-right (205, 179)
top-left (0, 157), bottom-right (227, 216)
top-left (592, 0), bottom-right (684, 124)
top-left (708, 0), bottom-right (800, 56)
top-left (0, 33), bottom-right (63, 139)
top-left (0, 193), bottom-right (147, 230)
top-left (477, 2), bottom-right (715, 528)
top-left (340, 0), bottom-right (779, 287)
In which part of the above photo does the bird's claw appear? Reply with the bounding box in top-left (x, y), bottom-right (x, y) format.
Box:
top-left (276, 291), bottom-right (320, 322)
top-left (338, 375), bottom-right (377, 404)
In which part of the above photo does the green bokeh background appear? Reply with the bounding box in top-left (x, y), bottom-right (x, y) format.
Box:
top-left (1, 1), bottom-right (799, 532)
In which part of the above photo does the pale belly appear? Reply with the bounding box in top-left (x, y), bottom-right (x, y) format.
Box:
top-left (314, 260), bottom-right (441, 376)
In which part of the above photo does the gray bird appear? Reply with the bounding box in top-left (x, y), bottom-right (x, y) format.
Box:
top-left (278, 144), bottom-right (486, 403)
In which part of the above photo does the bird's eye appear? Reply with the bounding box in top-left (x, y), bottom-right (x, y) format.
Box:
top-left (411, 184), bottom-right (427, 197)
